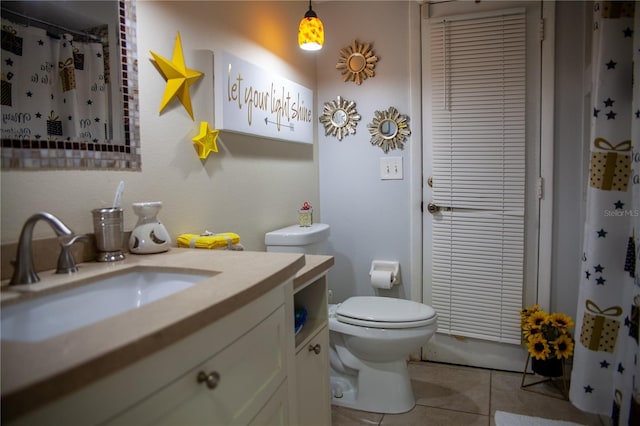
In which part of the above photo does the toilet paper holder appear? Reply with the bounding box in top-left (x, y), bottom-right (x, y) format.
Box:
top-left (369, 260), bottom-right (400, 285)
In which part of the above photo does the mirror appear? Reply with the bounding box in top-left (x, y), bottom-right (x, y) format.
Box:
top-left (331, 109), bottom-right (348, 127)
top-left (336, 39), bottom-right (378, 86)
top-left (367, 107), bottom-right (411, 153)
top-left (379, 119), bottom-right (398, 139)
top-left (0, 0), bottom-right (140, 170)
top-left (347, 53), bottom-right (366, 73)
top-left (319, 96), bottom-right (361, 141)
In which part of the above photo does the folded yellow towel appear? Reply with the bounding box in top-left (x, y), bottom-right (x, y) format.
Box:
top-left (177, 232), bottom-right (240, 250)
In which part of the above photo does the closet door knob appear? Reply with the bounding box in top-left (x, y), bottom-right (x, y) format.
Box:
top-left (427, 202), bottom-right (440, 214)
top-left (197, 371), bottom-right (220, 390)
top-left (427, 202), bottom-right (452, 214)
top-left (309, 343), bottom-right (321, 354)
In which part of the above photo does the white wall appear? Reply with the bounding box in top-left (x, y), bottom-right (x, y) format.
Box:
top-left (1, 1), bottom-right (320, 251)
top-left (551, 0), bottom-right (590, 319)
top-left (1, 0), bottom-right (588, 323)
top-left (318, 0), bottom-right (589, 320)
top-left (317, 1), bottom-right (421, 302)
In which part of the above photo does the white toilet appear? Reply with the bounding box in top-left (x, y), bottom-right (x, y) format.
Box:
top-left (265, 223), bottom-right (438, 414)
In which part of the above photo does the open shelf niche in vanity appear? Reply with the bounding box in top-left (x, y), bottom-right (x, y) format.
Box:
top-left (294, 274), bottom-right (328, 350)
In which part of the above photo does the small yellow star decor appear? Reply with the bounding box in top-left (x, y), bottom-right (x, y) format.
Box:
top-left (150, 32), bottom-right (203, 119)
top-left (192, 121), bottom-right (219, 159)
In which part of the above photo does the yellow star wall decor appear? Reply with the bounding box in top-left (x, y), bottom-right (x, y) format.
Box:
top-left (192, 121), bottom-right (219, 159)
top-left (150, 32), bottom-right (203, 119)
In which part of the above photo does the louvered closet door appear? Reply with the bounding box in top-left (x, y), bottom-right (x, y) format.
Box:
top-left (431, 10), bottom-right (526, 344)
top-left (422, 1), bottom-right (544, 370)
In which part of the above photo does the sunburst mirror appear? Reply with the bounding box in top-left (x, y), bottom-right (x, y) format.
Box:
top-left (368, 107), bottom-right (411, 153)
top-left (319, 96), bottom-right (361, 141)
top-left (336, 40), bottom-right (378, 85)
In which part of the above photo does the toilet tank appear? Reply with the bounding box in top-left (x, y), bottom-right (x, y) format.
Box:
top-left (265, 223), bottom-right (330, 254)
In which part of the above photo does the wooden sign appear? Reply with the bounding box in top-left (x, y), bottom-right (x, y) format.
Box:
top-left (214, 51), bottom-right (314, 144)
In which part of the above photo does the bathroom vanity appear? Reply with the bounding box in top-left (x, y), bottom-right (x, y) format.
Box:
top-left (0, 249), bottom-right (333, 425)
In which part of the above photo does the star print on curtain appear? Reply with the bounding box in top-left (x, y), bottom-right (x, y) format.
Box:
top-left (569, 2), bottom-right (639, 425)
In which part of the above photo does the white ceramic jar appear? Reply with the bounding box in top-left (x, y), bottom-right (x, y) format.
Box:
top-left (129, 202), bottom-right (171, 254)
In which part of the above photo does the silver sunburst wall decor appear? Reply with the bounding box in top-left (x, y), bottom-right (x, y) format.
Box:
top-left (367, 106), bottom-right (411, 153)
top-left (319, 96), bottom-right (361, 141)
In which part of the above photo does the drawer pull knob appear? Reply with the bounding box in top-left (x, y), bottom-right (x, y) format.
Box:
top-left (197, 371), bottom-right (220, 390)
top-left (309, 343), bottom-right (321, 354)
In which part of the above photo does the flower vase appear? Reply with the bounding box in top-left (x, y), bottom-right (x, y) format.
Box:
top-left (531, 357), bottom-right (563, 378)
top-left (129, 202), bottom-right (171, 254)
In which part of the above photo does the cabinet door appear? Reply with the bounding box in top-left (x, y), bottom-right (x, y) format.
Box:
top-left (106, 305), bottom-right (287, 426)
top-left (295, 325), bottom-right (330, 426)
top-left (249, 380), bottom-right (289, 426)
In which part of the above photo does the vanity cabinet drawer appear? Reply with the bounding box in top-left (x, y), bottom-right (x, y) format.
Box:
top-left (106, 304), bottom-right (287, 426)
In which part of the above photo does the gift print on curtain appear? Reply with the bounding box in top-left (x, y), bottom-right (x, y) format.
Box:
top-left (589, 138), bottom-right (632, 191)
top-left (569, 2), bottom-right (639, 426)
top-left (1, 19), bottom-right (108, 143)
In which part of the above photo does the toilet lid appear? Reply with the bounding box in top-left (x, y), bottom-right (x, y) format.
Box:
top-left (336, 296), bottom-right (436, 329)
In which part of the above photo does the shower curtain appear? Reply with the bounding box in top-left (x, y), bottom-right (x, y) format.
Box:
top-left (1, 18), bottom-right (108, 142)
top-left (569, 2), bottom-right (639, 425)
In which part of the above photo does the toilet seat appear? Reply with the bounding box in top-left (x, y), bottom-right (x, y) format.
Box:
top-left (336, 296), bottom-right (437, 329)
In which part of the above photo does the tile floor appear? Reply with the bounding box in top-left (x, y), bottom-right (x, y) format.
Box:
top-left (331, 361), bottom-right (606, 426)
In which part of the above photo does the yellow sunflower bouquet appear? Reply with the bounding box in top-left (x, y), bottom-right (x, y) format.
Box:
top-left (520, 304), bottom-right (575, 360)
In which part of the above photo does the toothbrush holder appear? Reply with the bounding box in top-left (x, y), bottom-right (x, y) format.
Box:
top-left (92, 207), bottom-right (125, 262)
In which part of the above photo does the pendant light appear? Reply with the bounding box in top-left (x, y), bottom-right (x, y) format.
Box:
top-left (298, 0), bottom-right (324, 51)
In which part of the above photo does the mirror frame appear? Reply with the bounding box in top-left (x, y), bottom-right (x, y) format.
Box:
top-left (0, 0), bottom-right (141, 171)
top-left (335, 39), bottom-right (378, 86)
top-left (319, 96), bottom-right (361, 141)
top-left (367, 106), bottom-right (411, 153)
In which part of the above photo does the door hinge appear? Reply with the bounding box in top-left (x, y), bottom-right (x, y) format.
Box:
top-left (537, 177), bottom-right (544, 200)
top-left (539, 18), bottom-right (545, 42)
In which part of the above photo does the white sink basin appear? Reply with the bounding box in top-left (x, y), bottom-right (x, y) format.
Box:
top-left (1, 268), bottom-right (213, 342)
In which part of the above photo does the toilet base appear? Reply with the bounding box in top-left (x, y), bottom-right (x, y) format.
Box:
top-left (329, 359), bottom-right (416, 414)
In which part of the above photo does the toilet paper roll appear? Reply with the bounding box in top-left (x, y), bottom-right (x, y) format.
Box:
top-left (371, 270), bottom-right (393, 289)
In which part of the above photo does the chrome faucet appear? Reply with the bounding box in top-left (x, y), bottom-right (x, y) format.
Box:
top-left (10, 212), bottom-right (84, 286)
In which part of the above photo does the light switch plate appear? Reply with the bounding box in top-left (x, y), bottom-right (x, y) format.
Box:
top-left (380, 157), bottom-right (403, 180)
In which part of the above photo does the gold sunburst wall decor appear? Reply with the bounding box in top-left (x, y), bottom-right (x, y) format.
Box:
top-left (319, 96), bottom-right (361, 141)
top-left (336, 40), bottom-right (378, 85)
top-left (367, 107), bottom-right (411, 153)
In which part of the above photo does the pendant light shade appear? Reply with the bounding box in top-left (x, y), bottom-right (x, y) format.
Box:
top-left (298, 1), bottom-right (324, 51)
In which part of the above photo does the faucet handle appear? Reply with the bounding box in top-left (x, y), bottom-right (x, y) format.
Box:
top-left (56, 234), bottom-right (88, 274)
